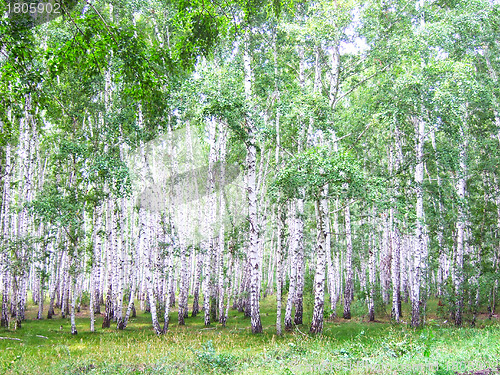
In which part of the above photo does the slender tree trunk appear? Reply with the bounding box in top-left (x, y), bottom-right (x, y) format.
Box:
top-left (343, 204), bottom-right (353, 319)
top-left (284, 201), bottom-right (297, 330)
top-left (123, 283), bottom-right (136, 329)
top-left (380, 214), bottom-right (391, 305)
top-left (411, 115), bottom-right (426, 327)
top-left (237, 258), bottom-right (248, 313)
top-left (37, 269), bottom-right (44, 320)
top-left (47, 243), bottom-right (62, 319)
top-left (163, 227), bottom-right (174, 333)
top-left (232, 258), bottom-right (241, 311)
top-left (264, 238), bottom-right (275, 298)
top-left (1, 145), bottom-right (12, 327)
top-left (247, 148), bottom-right (262, 333)
top-left (233, 259), bottom-right (241, 310)
top-left (390, 133), bottom-right (402, 320)
top-left (294, 197), bottom-right (305, 326)
top-left (329, 199), bottom-right (341, 318)
top-left (139, 203), bottom-right (161, 335)
top-left (102, 200), bottom-right (115, 328)
top-left (485, 54), bottom-right (500, 319)
top-left (326, 212), bottom-right (336, 319)
top-left (70, 273), bottom-right (78, 335)
top-left (90, 261), bottom-right (95, 332)
top-left (203, 118), bottom-right (218, 326)
top-left (192, 250), bottom-right (203, 317)
top-left (454, 121), bottom-right (468, 326)
top-left (222, 249), bottom-right (233, 327)
top-left (368, 210), bottom-right (377, 322)
top-left (217, 240), bottom-right (225, 324)
top-left (178, 242), bottom-right (188, 326)
top-left (1, 270), bottom-right (8, 327)
top-left (90, 207), bottom-right (98, 331)
top-left (390, 208), bottom-right (401, 321)
top-left (310, 199), bottom-right (327, 334)
top-left (61, 251), bottom-right (69, 319)
top-left (243, 30), bottom-right (263, 334)
top-left (217, 128), bottom-right (228, 323)
top-left (14, 277), bottom-right (22, 329)
top-left (164, 123), bottom-right (176, 331)
top-left (116, 197), bottom-right (126, 329)
top-left (146, 267), bottom-right (162, 335)
top-left (276, 202), bottom-right (286, 335)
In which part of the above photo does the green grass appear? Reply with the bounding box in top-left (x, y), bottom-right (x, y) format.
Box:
top-left (0, 296), bottom-right (499, 374)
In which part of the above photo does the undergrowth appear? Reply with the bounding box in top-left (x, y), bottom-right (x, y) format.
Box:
top-left (0, 296), bottom-right (499, 374)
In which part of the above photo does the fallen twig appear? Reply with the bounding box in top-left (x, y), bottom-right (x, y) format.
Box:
top-left (295, 327), bottom-right (309, 338)
top-left (0, 337), bottom-right (21, 341)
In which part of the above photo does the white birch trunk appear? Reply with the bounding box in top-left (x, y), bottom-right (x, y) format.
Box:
top-left (310, 199), bottom-right (327, 333)
top-left (380, 213), bottom-right (391, 304)
top-left (390, 128), bottom-right (403, 320)
top-left (243, 30), bottom-right (263, 333)
top-left (192, 250), bottom-right (203, 317)
top-left (116, 197), bottom-right (126, 329)
top-left (90, 263), bottom-right (95, 332)
top-left (390, 207), bottom-right (401, 321)
top-left (284, 201), bottom-right (297, 330)
top-left (276, 203), bottom-right (286, 335)
top-left (343, 204), bottom-right (354, 319)
top-left (163, 219), bottom-right (174, 333)
top-left (145, 211), bottom-right (162, 335)
top-left (293, 197), bottom-right (305, 326)
top-left (454, 120), bottom-right (468, 326)
top-left (203, 118), bottom-right (218, 326)
top-left (329, 199), bottom-right (341, 318)
top-left (70, 272), bottom-right (78, 335)
top-left (1, 145), bottom-right (12, 327)
top-left (484, 52), bottom-right (500, 318)
top-left (411, 115), bottom-right (426, 327)
top-left (368, 241), bottom-right (376, 321)
top-left (217, 126), bottom-right (228, 323)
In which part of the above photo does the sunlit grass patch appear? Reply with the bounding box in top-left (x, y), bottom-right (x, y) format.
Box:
top-left (0, 296), bottom-right (499, 374)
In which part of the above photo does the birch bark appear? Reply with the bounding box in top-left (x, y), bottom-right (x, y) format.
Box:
top-left (380, 214), bottom-right (391, 305)
top-left (484, 50), bottom-right (500, 317)
top-left (70, 271), bottom-right (77, 335)
top-left (91, 204), bottom-right (102, 327)
top-left (368, 210), bottom-right (377, 322)
top-left (116, 196), bottom-right (127, 329)
top-left (217, 126), bottom-right (228, 324)
top-left (310, 198), bottom-right (328, 333)
top-left (162, 217), bottom-right (174, 333)
top-left (243, 29), bottom-right (263, 333)
top-left (1, 145), bottom-right (12, 327)
top-left (276, 202), bottom-right (286, 335)
top-left (329, 198), bottom-right (341, 318)
top-left (454, 119), bottom-right (468, 326)
top-left (144, 210), bottom-right (161, 335)
top-left (411, 114), bottom-right (426, 327)
top-left (390, 128), bottom-right (403, 320)
top-left (284, 201), bottom-right (297, 330)
top-left (343, 203), bottom-right (354, 319)
top-left (203, 118), bottom-right (217, 326)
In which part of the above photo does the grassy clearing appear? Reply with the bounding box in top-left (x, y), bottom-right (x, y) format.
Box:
top-left (0, 296), bottom-right (499, 374)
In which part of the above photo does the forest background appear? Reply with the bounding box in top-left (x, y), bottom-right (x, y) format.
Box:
top-left (1, 0), bottom-right (500, 374)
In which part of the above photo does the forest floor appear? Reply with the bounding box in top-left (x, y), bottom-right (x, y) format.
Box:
top-left (0, 296), bottom-right (499, 374)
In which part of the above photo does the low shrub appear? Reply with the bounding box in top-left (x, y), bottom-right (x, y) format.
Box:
top-left (193, 340), bottom-right (238, 374)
